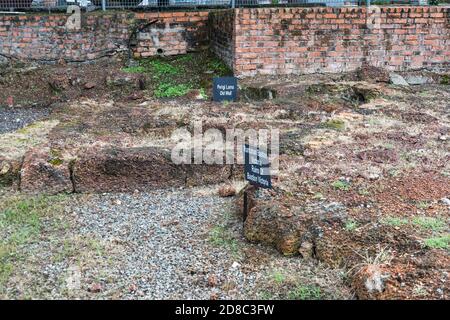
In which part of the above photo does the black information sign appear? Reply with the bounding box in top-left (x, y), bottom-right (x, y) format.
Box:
top-left (243, 144), bottom-right (272, 189)
top-left (213, 77), bottom-right (238, 102)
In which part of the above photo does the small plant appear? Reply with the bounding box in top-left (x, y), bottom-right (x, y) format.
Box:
top-left (259, 291), bottom-right (274, 300)
top-left (357, 188), bottom-right (370, 196)
top-left (48, 157), bottom-right (63, 166)
top-left (382, 216), bottom-right (409, 227)
top-left (383, 143), bottom-right (394, 150)
top-left (154, 83), bottom-right (191, 98)
top-left (332, 180), bottom-right (350, 191)
top-left (176, 54), bottom-right (194, 63)
top-left (122, 66), bottom-right (146, 74)
top-left (208, 58), bottom-right (231, 76)
top-left (208, 225), bottom-right (239, 257)
top-left (272, 270), bottom-right (286, 284)
top-left (0, 259), bottom-right (13, 287)
top-left (0, 194), bottom-right (68, 287)
top-left (323, 119), bottom-right (345, 131)
top-left (148, 60), bottom-right (181, 76)
top-left (441, 75), bottom-right (449, 85)
top-left (412, 216), bottom-right (446, 231)
top-left (288, 284), bottom-right (321, 300)
top-left (416, 201), bottom-right (430, 209)
top-left (344, 219), bottom-right (358, 232)
top-left (198, 88), bottom-right (208, 100)
top-left (351, 246), bottom-right (393, 275)
top-left (412, 285), bottom-right (427, 297)
top-left (423, 235), bottom-right (449, 249)
top-left (312, 192), bottom-right (324, 200)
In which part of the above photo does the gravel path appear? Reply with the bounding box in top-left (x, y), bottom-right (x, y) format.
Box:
top-left (67, 188), bottom-right (352, 300)
top-left (0, 106), bottom-right (51, 134)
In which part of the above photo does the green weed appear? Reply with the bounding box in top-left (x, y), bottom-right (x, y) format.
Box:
top-left (332, 180), bottom-right (350, 191)
top-left (122, 66), bottom-right (146, 74)
top-left (272, 270), bottom-right (286, 284)
top-left (148, 60), bottom-right (181, 76)
top-left (288, 284), bottom-right (322, 300)
top-left (424, 235), bottom-right (450, 249)
top-left (412, 216), bottom-right (446, 231)
top-left (381, 216), bottom-right (409, 227)
top-left (344, 219), bottom-right (358, 232)
top-left (154, 83), bottom-right (191, 98)
top-left (323, 119), bottom-right (345, 131)
top-left (0, 194), bottom-right (68, 287)
top-left (209, 225), bottom-right (239, 256)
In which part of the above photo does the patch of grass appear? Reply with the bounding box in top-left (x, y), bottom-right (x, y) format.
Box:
top-left (423, 235), bottom-right (450, 249)
top-left (259, 290), bottom-right (274, 300)
top-left (176, 53), bottom-right (194, 63)
top-left (412, 285), bottom-right (427, 297)
top-left (272, 270), bottom-right (286, 284)
top-left (0, 194), bottom-right (68, 287)
top-left (123, 59), bottom-right (182, 77)
top-left (124, 52), bottom-right (232, 99)
top-left (332, 180), bottom-right (350, 191)
top-left (0, 259), bottom-right (13, 287)
top-left (0, 242), bottom-right (15, 286)
top-left (122, 66), bottom-right (146, 74)
top-left (441, 75), bottom-right (449, 85)
top-left (147, 60), bottom-right (181, 77)
top-left (416, 201), bottom-right (430, 209)
top-left (312, 192), bottom-right (324, 200)
top-left (48, 157), bottom-right (63, 166)
top-left (207, 57), bottom-right (231, 76)
top-left (53, 239), bottom-right (79, 263)
top-left (198, 87), bottom-right (208, 100)
top-left (412, 217), bottom-right (446, 231)
top-left (208, 225), bottom-right (239, 257)
top-left (323, 119), bottom-right (345, 131)
top-left (357, 188), bottom-right (370, 196)
top-left (154, 83), bottom-right (191, 98)
top-left (382, 143), bottom-right (394, 150)
top-left (287, 284), bottom-right (322, 300)
top-left (344, 219), bottom-right (358, 232)
top-left (381, 216), bottom-right (409, 227)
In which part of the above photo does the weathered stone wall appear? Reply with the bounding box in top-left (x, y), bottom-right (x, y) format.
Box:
top-left (231, 7), bottom-right (450, 76)
top-left (0, 11), bottom-right (210, 63)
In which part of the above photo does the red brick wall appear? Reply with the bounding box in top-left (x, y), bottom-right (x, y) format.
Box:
top-left (134, 11), bottom-right (209, 58)
top-left (233, 7), bottom-right (450, 76)
top-left (1, 8), bottom-right (449, 74)
top-left (209, 9), bottom-right (236, 70)
top-left (0, 11), bottom-right (209, 63)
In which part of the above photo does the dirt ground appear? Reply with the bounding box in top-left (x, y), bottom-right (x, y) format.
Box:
top-left (0, 52), bottom-right (448, 300)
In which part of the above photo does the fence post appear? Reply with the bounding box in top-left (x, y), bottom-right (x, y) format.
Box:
top-left (231, 0), bottom-right (235, 9)
top-left (102, 0), bottom-right (106, 11)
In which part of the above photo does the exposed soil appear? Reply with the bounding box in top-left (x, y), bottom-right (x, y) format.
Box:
top-left (0, 51), bottom-right (231, 108)
top-left (0, 53), bottom-right (449, 300)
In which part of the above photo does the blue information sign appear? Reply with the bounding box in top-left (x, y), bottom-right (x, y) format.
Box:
top-left (213, 77), bottom-right (238, 102)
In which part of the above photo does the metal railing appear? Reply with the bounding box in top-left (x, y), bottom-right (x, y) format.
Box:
top-left (0, 0), bottom-right (441, 12)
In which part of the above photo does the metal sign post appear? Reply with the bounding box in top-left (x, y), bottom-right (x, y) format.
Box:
top-left (243, 144), bottom-right (272, 223)
top-left (243, 191), bottom-right (248, 222)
